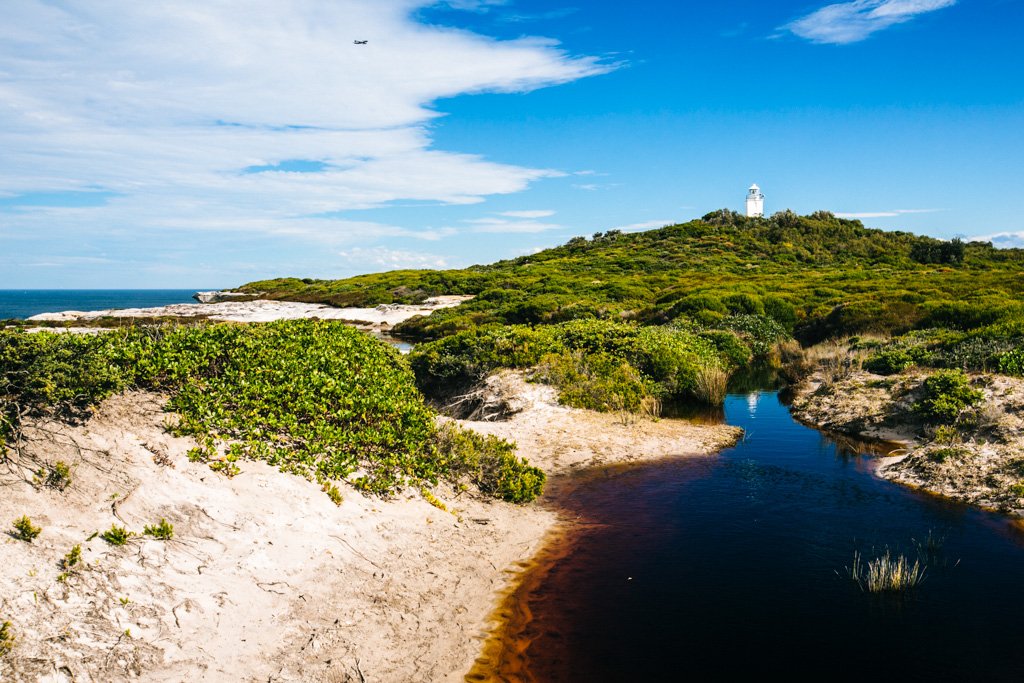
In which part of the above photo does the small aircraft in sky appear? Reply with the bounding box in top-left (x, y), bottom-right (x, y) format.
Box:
top-left (353, 40), bottom-right (368, 45)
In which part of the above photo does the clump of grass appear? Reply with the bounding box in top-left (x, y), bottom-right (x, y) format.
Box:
top-left (928, 447), bottom-right (964, 464)
top-left (931, 424), bottom-right (961, 446)
top-left (849, 549), bottom-right (926, 593)
top-left (693, 365), bottom-right (729, 405)
top-left (62, 544), bottom-right (82, 569)
top-left (0, 620), bottom-right (13, 657)
top-left (100, 525), bottom-right (133, 546)
top-left (36, 461), bottom-right (73, 491)
top-left (321, 483), bottom-right (344, 506)
top-left (11, 515), bottom-right (41, 542)
top-left (913, 529), bottom-right (945, 555)
top-left (143, 519), bottom-right (174, 540)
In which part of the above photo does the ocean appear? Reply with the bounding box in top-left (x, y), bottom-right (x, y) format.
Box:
top-left (0, 290), bottom-right (205, 320)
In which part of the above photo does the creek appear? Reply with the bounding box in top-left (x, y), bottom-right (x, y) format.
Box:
top-left (474, 387), bottom-right (1024, 682)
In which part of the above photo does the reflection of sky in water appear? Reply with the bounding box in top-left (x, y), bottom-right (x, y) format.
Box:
top-left (516, 389), bottom-right (1024, 681)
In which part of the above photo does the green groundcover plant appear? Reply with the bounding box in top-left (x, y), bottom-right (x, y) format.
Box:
top-left (0, 321), bottom-right (543, 503)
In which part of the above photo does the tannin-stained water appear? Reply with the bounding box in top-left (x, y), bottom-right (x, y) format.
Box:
top-left (470, 390), bottom-right (1024, 682)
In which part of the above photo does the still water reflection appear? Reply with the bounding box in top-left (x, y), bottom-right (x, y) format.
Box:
top-left (491, 391), bottom-right (1024, 682)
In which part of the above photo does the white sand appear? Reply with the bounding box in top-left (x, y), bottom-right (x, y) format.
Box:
top-left (0, 373), bottom-right (739, 682)
top-left (26, 295), bottom-right (473, 329)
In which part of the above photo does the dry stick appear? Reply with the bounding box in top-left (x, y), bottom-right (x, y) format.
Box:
top-left (329, 534), bottom-right (382, 570)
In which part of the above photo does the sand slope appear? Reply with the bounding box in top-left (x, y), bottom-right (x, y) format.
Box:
top-left (0, 374), bottom-right (739, 682)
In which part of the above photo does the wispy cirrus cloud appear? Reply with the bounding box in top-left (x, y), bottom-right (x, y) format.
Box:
top-left (337, 246), bottom-right (449, 269)
top-left (611, 219), bottom-right (672, 233)
top-left (499, 209), bottom-right (556, 218)
top-left (783, 0), bottom-right (956, 44)
top-left (0, 1), bottom-right (612, 285)
top-left (835, 208), bottom-right (943, 218)
top-left (464, 216), bottom-right (563, 233)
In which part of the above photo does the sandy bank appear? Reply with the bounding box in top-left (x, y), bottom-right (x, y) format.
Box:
top-left (25, 295), bottom-right (472, 331)
top-left (0, 373), bottom-right (738, 682)
top-left (790, 369), bottom-right (1024, 515)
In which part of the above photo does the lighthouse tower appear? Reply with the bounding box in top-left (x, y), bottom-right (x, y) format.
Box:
top-left (745, 184), bottom-right (765, 218)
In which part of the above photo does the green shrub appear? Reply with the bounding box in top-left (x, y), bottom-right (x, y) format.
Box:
top-left (932, 425), bottom-right (961, 445)
top-left (865, 347), bottom-right (916, 375)
top-left (42, 461), bottom-right (72, 491)
top-left (0, 322), bottom-right (545, 504)
top-left (914, 370), bottom-right (983, 424)
top-left (0, 620), bottom-right (13, 657)
top-left (100, 525), bottom-right (133, 546)
top-left (928, 447), bottom-right (963, 463)
top-left (143, 519), bottom-right (174, 540)
top-left (435, 423), bottom-right (545, 504)
top-left (11, 515), bottom-right (41, 542)
top-left (62, 544), bottom-right (82, 569)
top-left (998, 348), bottom-right (1024, 376)
top-left (700, 330), bottom-right (752, 368)
top-left (535, 351), bottom-right (654, 413)
top-left (410, 319), bottom-right (725, 409)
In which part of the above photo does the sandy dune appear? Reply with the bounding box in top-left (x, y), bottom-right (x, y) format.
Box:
top-left (0, 374), bottom-right (739, 682)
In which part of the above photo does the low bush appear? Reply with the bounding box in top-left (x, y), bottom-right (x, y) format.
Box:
top-left (62, 544), bottom-right (82, 569)
top-left (100, 525), bottom-right (133, 546)
top-left (410, 319), bottom-right (726, 409)
top-left (998, 348), bottom-right (1024, 376)
top-left (435, 423), bottom-right (545, 503)
top-left (0, 620), bottom-right (13, 657)
top-left (11, 515), bottom-right (40, 542)
top-left (42, 461), bottom-right (72, 491)
top-left (0, 322), bottom-right (544, 502)
top-left (143, 519), bottom-right (174, 540)
top-left (865, 347), bottom-right (916, 375)
top-left (914, 370), bottom-right (984, 424)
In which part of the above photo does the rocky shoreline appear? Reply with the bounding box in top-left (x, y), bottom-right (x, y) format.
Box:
top-left (790, 369), bottom-right (1024, 516)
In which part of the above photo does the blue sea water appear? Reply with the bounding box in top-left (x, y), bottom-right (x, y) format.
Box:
top-left (0, 290), bottom-right (206, 320)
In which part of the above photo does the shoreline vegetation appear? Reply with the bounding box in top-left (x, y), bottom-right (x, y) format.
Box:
top-left (3, 209), bottom-right (1024, 679)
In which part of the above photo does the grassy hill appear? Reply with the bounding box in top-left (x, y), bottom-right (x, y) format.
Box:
top-left (241, 210), bottom-right (1024, 345)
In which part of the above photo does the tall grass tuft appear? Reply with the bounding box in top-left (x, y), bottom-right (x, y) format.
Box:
top-left (849, 549), bottom-right (926, 593)
top-left (693, 365), bottom-right (729, 405)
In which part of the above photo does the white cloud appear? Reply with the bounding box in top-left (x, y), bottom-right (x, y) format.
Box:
top-left (835, 208), bottom-right (943, 218)
top-left (337, 246), bottom-right (448, 269)
top-left (783, 0), bottom-right (956, 44)
top-left (967, 232), bottom-right (1024, 249)
top-left (0, 1), bottom-right (610, 246)
top-left (465, 217), bottom-right (562, 233)
top-left (499, 209), bottom-right (555, 218)
top-left (611, 219), bottom-right (671, 233)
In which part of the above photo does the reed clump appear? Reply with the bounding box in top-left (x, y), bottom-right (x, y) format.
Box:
top-left (849, 549), bottom-right (926, 593)
top-left (693, 365), bottom-right (729, 406)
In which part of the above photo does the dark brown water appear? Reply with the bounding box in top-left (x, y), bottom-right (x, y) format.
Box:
top-left (474, 390), bottom-right (1024, 682)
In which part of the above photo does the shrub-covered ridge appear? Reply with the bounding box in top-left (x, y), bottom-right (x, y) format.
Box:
top-left (0, 321), bottom-right (544, 502)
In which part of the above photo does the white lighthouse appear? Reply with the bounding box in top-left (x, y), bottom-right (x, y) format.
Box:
top-left (745, 184), bottom-right (765, 218)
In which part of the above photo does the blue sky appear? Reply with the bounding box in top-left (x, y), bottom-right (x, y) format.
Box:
top-left (1, 0), bottom-right (1022, 288)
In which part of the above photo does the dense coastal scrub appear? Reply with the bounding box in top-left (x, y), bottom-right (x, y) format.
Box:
top-left (240, 210), bottom-right (1023, 418)
top-left (408, 319), bottom-right (730, 411)
top-left (0, 321), bottom-right (543, 502)
top-left (241, 211), bottom-right (1023, 350)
